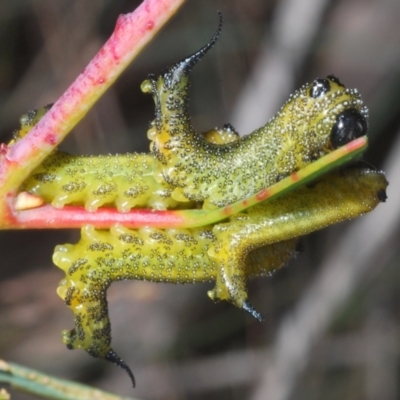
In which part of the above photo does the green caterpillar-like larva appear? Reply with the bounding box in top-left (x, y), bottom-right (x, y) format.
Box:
top-left (14, 108), bottom-right (178, 212)
top-left (143, 17), bottom-right (368, 209)
top-left (16, 14), bottom-right (387, 386)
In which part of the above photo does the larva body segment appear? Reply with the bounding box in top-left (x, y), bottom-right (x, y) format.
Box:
top-left (211, 168), bottom-right (387, 268)
top-left (13, 110), bottom-right (180, 212)
top-left (24, 151), bottom-right (179, 212)
top-left (207, 167), bottom-right (387, 309)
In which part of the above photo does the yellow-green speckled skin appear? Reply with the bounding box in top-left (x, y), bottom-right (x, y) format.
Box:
top-left (143, 73), bottom-right (367, 209)
top-left (19, 113), bottom-right (239, 212)
top-left (25, 151), bottom-right (179, 212)
top-left (15, 29), bottom-right (387, 379)
top-left (16, 109), bottom-right (179, 212)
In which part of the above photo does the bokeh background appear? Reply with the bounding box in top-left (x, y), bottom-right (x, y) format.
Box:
top-left (1, 1), bottom-right (400, 399)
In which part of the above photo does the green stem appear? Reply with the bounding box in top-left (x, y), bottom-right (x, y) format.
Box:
top-left (0, 359), bottom-right (140, 400)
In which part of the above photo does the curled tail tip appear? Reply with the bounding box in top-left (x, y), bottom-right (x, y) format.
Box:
top-left (163, 11), bottom-right (223, 86)
top-left (105, 349), bottom-right (136, 387)
top-left (181, 10), bottom-right (222, 70)
top-left (216, 10), bottom-right (223, 38)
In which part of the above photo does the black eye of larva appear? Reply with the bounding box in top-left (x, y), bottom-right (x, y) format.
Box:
top-left (330, 108), bottom-right (368, 148)
top-left (327, 74), bottom-right (345, 87)
top-left (310, 78), bottom-right (330, 98)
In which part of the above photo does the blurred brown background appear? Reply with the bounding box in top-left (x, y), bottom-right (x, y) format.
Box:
top-left (1, 1), bottom-right (400, 399)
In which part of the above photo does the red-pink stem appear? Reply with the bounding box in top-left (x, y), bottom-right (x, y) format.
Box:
top-left (12, 205), bottom-right (187, 230)
top-left (0, 0), bottom-right (185, 228)
top-left (8, 0), bottom-right (184, 175)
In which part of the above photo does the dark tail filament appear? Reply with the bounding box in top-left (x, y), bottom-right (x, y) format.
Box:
top-left (105, 348), bottom-right (136, 387)
top-left (163, 11), bottom-right (223, 87)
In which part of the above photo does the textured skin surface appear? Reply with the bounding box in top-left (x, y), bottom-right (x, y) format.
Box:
top-left (19, 116), bottom-right (238, 212)
top-left (54, 224), bottom-right (298, 357)
top-left (143, 72), bottom-right (368, 209)
top-left (52, 168), bottom-right (386, 359)
top-left (14, 22), bottom-right (387, 383)
top-left (25, 151), bottom-right (178, 212)
top-left (209, 168), bottom-right (386, 305)
top-left (21, 75), bottom-right (367, 212)
top-left (16, 107), bottom-right (178, 212)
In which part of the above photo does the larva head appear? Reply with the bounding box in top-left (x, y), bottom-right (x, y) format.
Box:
top-left (281, 75), bottom-right (368, 160)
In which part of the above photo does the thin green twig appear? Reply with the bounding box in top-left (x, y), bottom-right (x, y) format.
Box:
top-left (0, 359), bottom-right (140, 400)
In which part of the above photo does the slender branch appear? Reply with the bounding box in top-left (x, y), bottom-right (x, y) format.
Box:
top-left (13, 205), bottom-right (186, 230)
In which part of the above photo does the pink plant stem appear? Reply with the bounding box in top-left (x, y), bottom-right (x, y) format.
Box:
top-left (13, 206), bottom-right (187, 230)
top-left (0, 0), bottom-right (185, 228)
